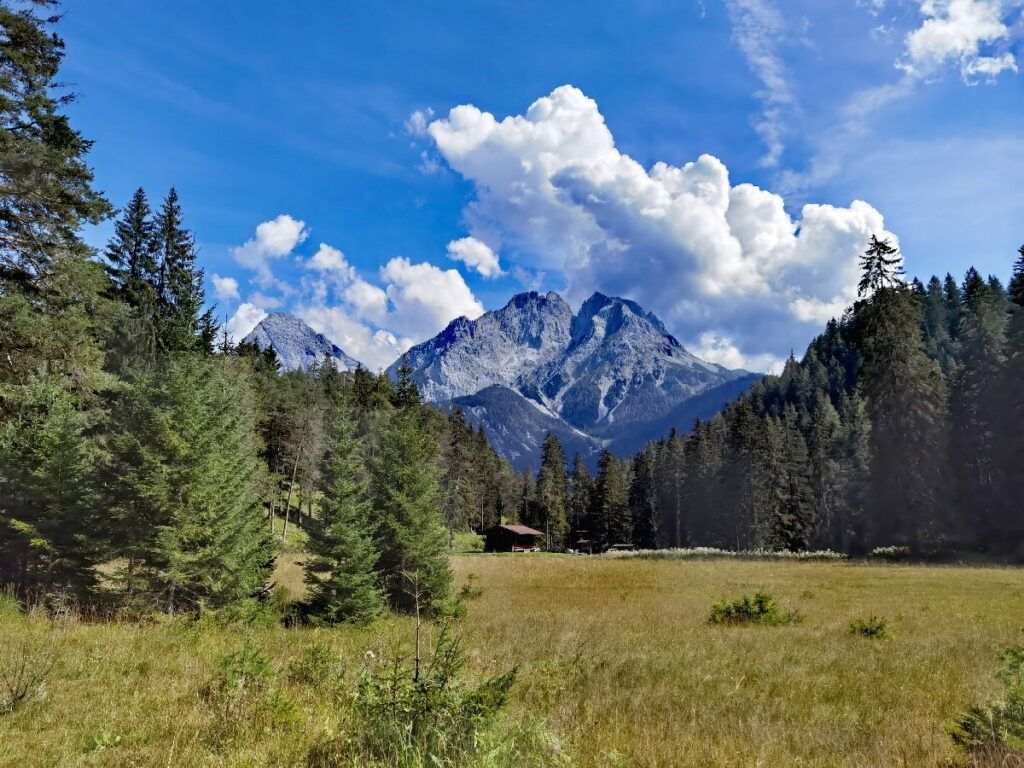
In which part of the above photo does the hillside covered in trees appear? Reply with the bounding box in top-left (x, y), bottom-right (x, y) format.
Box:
top-left (538, 237), bottom-right (1024, 558)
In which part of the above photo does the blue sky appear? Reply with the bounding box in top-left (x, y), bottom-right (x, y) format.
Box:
top-left (61, 0), bottom-right (1023, 370)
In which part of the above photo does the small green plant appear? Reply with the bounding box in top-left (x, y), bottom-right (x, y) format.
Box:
top-left (708, 591), bottom-right (801, 626)
top-left (287, 642), bottom-right (344, 691)
top-left (0, 591), bottom-right (23, 617)
top-left (202, 638), bottom-right (296, 746)
top-left (0, 635), bottom-right (61, 715)
top-left (850, 616), bottom-right (890, 639)
top-left (86, 731), bottom-right (123, 753)
top-left (458, 572), bottom-right (485, 601)
top-left (951, 643), bottom-right (1024, 753)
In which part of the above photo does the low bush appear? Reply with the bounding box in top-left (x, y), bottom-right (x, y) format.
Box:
top-left (458, 573), bottom-right (485, 601)
top-left (708, 591), bottom-right (801, 626)
top-left (288, 642), bottom-right (344, 693)
top-left (850, 616), bottom-right (890, 639)
top-left (453, 531), bottom-right (485, 554)
top-left (0, 633), bottom-right (61, 715)
top-left (202, 638), bottom-right (297, 747)
top-left (309, 622), bottom-right (570, 767)
top-left (0, 591), bottom-right (23, 617)
top-left (951, 643), bottom-right (1024, 754)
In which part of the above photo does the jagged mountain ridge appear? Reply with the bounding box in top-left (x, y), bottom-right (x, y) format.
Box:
top-left (242, 312), bottom-right (361, 372)
top-left (390, 291), bottom-right (754, 469)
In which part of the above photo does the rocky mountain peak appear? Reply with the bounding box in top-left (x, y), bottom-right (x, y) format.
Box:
top-left (242, 313), bottom-right (361, 373)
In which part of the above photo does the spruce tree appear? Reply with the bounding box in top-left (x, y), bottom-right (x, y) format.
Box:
top-left (0, 374), bottom-right (104, 596)
top-left (567, 453), bottom-right (593, 550)
top-left (393, 355), bottom-right (421, 409)
top-left (948, 272), bottom-right (1008, 549)
top-left (104, 355), bottom-right (275, 613)
top-left (593, 450), bottom-right (630, 550)
top-left (105, 188), bottom-right (157, 312)
top-left (629, 448), bottom-right (659, 549)
top-left (0, 1), bottom-right (112, 596)
top-left (151, 188), bottom-right (216, 353)
top-left (859, 236), bottom-right (905, 296)
top-left (855, 240), bottom-right (947, 552)
top-left (370, 403), bottom-right (452, 613)
top-left (304, 394), bottom-right (385, 624)
top-left (535, 432), bottom-right (569, 551)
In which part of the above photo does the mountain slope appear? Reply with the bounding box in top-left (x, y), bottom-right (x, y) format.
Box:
top-left (243, 313), bottom-right (361, 372)
top-left (448, 385), bottom-right (602, 471)
top-left (391, 291), bottom-right (756, 467)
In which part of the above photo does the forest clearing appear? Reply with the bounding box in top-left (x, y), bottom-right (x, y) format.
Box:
top-left (2, 555), bottom-right (1022, 767)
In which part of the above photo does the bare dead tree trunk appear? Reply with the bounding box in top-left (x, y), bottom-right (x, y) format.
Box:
top-left (282, 446), bottom-right (303, 542)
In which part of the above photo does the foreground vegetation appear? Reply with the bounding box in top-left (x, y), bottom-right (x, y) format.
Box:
top-left (2, 556), bottom-right (1024, 767)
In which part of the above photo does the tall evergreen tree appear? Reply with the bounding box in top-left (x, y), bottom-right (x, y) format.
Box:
top-left (0, 0), bottom-right (113, 596)
top-left (104, 355), bottom-right (275, 613)
top-left (629, 448), bottom-right (659, 549)
top-left (535, 432), bottom-right (569, 551)
top-left (593, 450), bottom-right (630, 550)
top-left (151, 188), bottom-right (215, 353)
top-left (855, 241), bottom-right (947, 552)
top-left (567, 453), bottom-right (593, 550)
top-left (370, 405), bottom-right (452, 613)
top-left (304, 393), bottom-right (385, 624)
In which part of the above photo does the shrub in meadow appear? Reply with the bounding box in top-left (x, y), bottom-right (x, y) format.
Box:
top-left (202, 638), bottom-right (296, 747)
top-left (951, 643), bottom-right (1024, 753)
top-left (708, 591), bottom-right (801, 626)
top-left (850, 616), bottom-right (890, 639)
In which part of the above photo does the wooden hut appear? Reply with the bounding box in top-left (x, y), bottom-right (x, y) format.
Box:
top-left (484, 524), bottom-right (544, 553)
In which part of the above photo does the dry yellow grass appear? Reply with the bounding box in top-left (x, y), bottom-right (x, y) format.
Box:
top-left (2, 556), bottom-right (1023, 767)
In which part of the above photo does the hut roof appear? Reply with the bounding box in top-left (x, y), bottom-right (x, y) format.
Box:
top-left (493, 524), bottom-right (544, 537)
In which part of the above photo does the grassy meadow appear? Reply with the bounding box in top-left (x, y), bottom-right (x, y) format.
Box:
top-left (2, 555), bottom-right (1024, 767)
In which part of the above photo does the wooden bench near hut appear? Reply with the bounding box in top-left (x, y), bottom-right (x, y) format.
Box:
top-left (484, 524), bottom-right (544, 553)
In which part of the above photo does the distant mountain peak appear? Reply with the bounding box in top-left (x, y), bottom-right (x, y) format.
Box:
top-left (387, 288), bottom-right (754, 468)
top-left (242, 313), bottom-right (361, 372)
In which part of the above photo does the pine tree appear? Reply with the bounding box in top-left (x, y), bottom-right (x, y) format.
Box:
top-left (535, 432), bottom-right (569, 551)
top-left (304, 394), bottom-right (385, 624)
top-left (858, 235), bottom-right (905, 296)
top-left (0, 1), bottom-right (113, 597)
top-left (104, 355), bottom-right (275, 613)
top-left (855, 240), bottom-right (947, 552)
top-left (105, 188), bottom-right (157, 311)
top-left (0, 1), bottom-right (111, 286)
top-left (151, 188), bottom-right (216, 353)
top-left (922, 275), bottom-right (956, 373)
top-left (370, 406), bottom-right (452, 613)
top-left (949, 272), bottom-right (1008, 549)
top-left (567, 453), bottom-right (593, 550)
top-left (593, 450), bottom-right (630, 550)
top-left (629, 448), bottom-right (659, 549)
top-left (393, 355), bottom-right (421, 409)
top-left (768, 406), bottom-right (814, 551)
top-left (0, 374), bottom-right (105, 597)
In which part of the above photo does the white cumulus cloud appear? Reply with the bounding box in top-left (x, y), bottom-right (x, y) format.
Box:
top-left (426, 85), bottom-right (898, 369)
top-left (379, 257), bottom-right (485, 337)
top-left (210, 274), bottom-right (240, 301)
top-left (446, 236), bottom-right (504, 278)
top-left (232, 214), bottom-right (309, 286)
top-left (898, 0), bottom-right (1019, 82)
top-left (225, 302), bottom-right (268, 343)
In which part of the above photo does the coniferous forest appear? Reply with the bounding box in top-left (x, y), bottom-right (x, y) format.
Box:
top-left (2, 1), bottom-right (1024, 632)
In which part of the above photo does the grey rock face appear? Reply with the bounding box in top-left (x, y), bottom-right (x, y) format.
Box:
top-left (242, 313), bottom-right (361, 372)
top-left (390, 290), bottom-right (755, 468)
